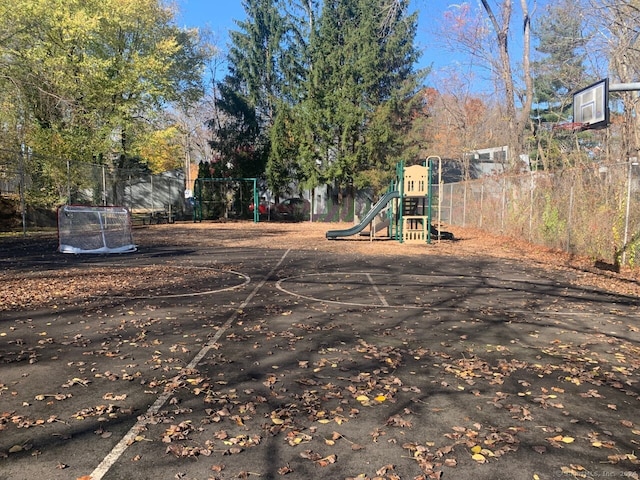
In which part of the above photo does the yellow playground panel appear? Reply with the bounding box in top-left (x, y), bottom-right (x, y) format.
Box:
top-left (403, 164), bottom-right (429, 195)
top-left (402, 164), bottom-right (430, 243)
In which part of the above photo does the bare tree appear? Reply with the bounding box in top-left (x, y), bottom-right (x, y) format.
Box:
top-left (589, 0), bottom-right (640, 160)
top-left (428, 69), bottom-right (499, 179)
top-left (438, 0), bottom-right (534, 170)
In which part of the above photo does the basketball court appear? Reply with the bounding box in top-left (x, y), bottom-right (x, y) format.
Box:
top-left (1, 224), bottom-right (639, 480)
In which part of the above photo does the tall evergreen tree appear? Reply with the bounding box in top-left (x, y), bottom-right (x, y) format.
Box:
top-left (533, 0), bottom-right (589, 123)
top-left (531, 0), bottom-right (590, 170)
top-left (215, 0), bottom-right (421, 196)
top-left (227, 0), bottom-right (288, 125)
top-left (300, 0), bottom-right (422, 193)
top-left (211, 0), bottom-right (290, 180)
top-left (265, 1), bottom-right (317, 197)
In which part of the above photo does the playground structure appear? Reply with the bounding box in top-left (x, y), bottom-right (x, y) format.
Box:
top-left (327, 159), bottom-right (449, 243)
top-left (193, 177), bottom-right (259, 223)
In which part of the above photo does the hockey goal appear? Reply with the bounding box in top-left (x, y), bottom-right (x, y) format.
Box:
top-left (57, 205), bottom-right (136, 254)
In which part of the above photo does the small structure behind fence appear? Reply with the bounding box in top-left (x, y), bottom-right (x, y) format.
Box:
top-left (0, 149), bottom-right (187, 230)
top-left (436, 161), bottom-right (640, 266)
top-left (2, 147), bottom-right (639, 268)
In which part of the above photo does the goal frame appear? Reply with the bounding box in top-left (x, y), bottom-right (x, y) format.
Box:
top-left (57, 205), bottom-right (136, 254)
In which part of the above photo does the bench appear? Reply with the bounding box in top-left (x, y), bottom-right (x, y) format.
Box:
top-left (131, 209), bottom-right (175, 226)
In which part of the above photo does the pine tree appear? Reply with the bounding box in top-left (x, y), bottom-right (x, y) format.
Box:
top-left (216, 0), bottom-right (422, 197)
top-left (228, 0), bottom-right (288, 125)
top-left (533, 0), bottom-right (589, 124)
top-left (211, 0), bottom-right (290, 180)
top-left (300, 0), bottom-right (421, 193)
top-left (531, 0), bottom-right (590, 170)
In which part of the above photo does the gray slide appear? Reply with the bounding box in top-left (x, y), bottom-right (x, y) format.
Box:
top-left (326, 190), bottom-right (400, 239)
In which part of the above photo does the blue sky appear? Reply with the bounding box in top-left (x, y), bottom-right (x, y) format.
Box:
top-left (176, 1), bottom-right (462, 79)
top-left (174, 0), bottom-right (534, 93)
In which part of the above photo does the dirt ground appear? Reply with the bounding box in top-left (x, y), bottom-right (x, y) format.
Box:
top-left (142, 220), bottom-right (640, 296)
top-left (3, 220), bottom-right (639, 310)
top-left (0, 220), bottom-right (639, 480)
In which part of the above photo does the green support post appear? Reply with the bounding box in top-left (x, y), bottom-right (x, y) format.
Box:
top-left (397, 160), bottom-right (404, 243)
top-left (252, 178), bottom-right (259, 223)
top-left (192, 177), bottom-right (259, 222)
top-left (193, 178), bottom-right (202, 222)
top-left (426, 158), bottom-right (433, 244)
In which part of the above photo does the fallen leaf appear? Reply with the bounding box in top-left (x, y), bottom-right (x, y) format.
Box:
top-left (376, 464), bottom-right (395, 475)
top-left (300, 450), bottom-right (322, 461)
top-left (471, 453), bottom-right (486, 463)
top-left (103, 393), bottom-right (127, 401)
top-left (316, 454), bottom-right (337, 467)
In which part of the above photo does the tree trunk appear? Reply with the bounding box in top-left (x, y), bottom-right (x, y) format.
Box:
top-left (480, 0), bottom-right (533, 170)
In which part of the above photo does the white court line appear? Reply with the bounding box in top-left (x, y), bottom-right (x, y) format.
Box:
top-left (89, 249), bottom-right (291, 480)
top-left (112, 270), bottom-right (250, 300)
top-left (106, 266), bottom-right (250, 300)
top-left (276, 272), bottom-right (423, 309)
top-left (275, 273), bottom-right (639, 319)
top-left (366, 273), bottom-right (389, 307)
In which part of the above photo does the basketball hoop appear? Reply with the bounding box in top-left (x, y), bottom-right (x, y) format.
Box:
top-left (552, 122), bottom-right (588, 133)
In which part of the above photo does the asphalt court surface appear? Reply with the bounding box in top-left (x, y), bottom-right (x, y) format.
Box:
top-left (1, 237), bottom-right (639, 480)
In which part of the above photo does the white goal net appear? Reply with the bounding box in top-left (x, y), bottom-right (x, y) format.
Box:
top-left (58, 205), bottom-right (136, 254)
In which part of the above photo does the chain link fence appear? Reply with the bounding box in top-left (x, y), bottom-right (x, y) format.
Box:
top-left (0, 148), bottom-right (187, 230)
top-left (2, 146), bottom-right (640, 268)
top-left (436, 161), bottom-right (640, 267)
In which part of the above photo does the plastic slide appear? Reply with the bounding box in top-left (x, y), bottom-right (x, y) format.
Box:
top-left (326, 190), bottom-right (400, 239)
top-left (360, 217), bottom-right (390, 236)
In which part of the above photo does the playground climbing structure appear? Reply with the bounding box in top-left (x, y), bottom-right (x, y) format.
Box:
top-left (400, 163), bottom-right (433, 243)
top-left (327, 160), bottom-right (436, 243)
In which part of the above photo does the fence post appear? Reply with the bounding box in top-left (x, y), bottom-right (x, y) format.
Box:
top-left (479, 183), bottom-right (484, 228)
top-left (622, 158), bottom-right (639, 265)
top-left (462, 182), bottom-right (467, 227)
top-left (67, 160), bottom-right (71, 204)
top-left (501, 179), bottom-right (506, 233)
top-left (567, 186), bottom-right (574, 253)
top-left (529, 173), bottom-right (536, 242)
top-left (449, 183), bottom-right (454, 225)
top-left (101, 165), bottom-right (107, 206)
top-left (18, 148), bottom-right (27, 235)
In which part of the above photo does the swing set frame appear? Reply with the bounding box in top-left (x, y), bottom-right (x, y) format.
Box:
top-left (193, 177), bottom-right (259, 222)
